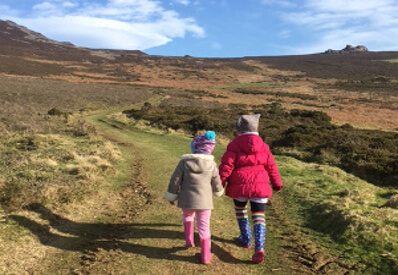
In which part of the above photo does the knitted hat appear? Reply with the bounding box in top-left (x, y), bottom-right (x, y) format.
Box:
top-left (235, 114), bottom-right (260, 133)
top-left (190, 131), bottom-right (216, 155)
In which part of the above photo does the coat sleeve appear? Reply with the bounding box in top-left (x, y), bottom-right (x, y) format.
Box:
top-left (211, 164), bottom-right (224, 197)
top-left (219, 146), bottom-right (237, 186)
top-left (164, 160), bottom-right (184, 202)
top-left (265, 152), bottom-right (283, 191)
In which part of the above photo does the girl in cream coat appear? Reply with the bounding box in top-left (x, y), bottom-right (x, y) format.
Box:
top-left (164, 131), bottom-right (223, 264)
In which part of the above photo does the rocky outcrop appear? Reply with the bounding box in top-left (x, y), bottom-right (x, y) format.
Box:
top-left (325, 45), bottom-right (368, 54)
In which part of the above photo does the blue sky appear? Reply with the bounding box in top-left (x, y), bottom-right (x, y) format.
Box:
top-left (1, 0), bottom-right (397, 57)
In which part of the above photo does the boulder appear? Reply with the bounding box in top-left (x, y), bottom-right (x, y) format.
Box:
top-left (324, 45), bottom-right (368, 54)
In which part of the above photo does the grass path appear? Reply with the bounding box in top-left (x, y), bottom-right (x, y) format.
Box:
top-left (80, 105), bottom-right (317, 275)
top-left (1, 99), bottom-right (394, 274)
top-left (1, 101), bottom-right (341, 274)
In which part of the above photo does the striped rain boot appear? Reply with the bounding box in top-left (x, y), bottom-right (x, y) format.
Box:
top-left (252, 211), bottom-right (266, 264)
top-left (235, 205), bottom-right (252, 248)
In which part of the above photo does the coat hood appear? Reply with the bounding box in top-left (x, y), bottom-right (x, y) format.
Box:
top-left (229, 134), bottom-right (269, 155)
top-left (180, 154), bottom-right (215, 173)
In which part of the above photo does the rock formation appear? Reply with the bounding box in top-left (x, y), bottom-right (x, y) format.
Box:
top-left (325, 45), bottom-right (368, 54)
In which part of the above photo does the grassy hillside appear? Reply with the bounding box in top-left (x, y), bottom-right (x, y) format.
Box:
top-left (105, 106), bottom-right (398, 274)
top-left (278, 157), bottom-right (397, 273)
top-left (0, 75), bottom-right (155, 210)
top-left (0, 22), bottom-right (397, 273)
top-left (0, 94), bottom-right (396, 274)
top-left (108, 109), bottom-right (398, 274)
top-left (84, 109), bottom-right (398, 274)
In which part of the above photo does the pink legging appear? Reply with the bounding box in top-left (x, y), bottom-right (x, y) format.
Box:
top-left (182, 209), bottom-right (211, 240)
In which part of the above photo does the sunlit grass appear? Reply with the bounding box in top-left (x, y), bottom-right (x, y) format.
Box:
top-left (218, 81), bottom-right (282, 91)
top-left (0, 129), bottom-right (121, 209)
top-left (278, 156), bottom-right (398, 273)
top-left (384, 59), bottom-right (398, 63)
top-left (92, 111), bottom-right (398, 273)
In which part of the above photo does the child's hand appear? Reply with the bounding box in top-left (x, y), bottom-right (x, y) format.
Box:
top-left (273, 185), bottom-right (283, 194)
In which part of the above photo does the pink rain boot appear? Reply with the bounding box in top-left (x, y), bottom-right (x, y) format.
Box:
top-left (200, 238), bottom-right (212, 264)
top-left (184, 221), bottom-right (195, 247)
top-left (252, 250), bottom-right (265, 264)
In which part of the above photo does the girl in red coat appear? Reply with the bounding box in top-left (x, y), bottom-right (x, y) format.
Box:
top-left (219, 114), bottom-right (283, 264)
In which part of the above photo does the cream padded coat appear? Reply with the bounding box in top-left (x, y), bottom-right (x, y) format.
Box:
top-left (165, 154), bottom-right (224, 209)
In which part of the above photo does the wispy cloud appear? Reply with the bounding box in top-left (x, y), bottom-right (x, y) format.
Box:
top-left (260, 0), bottom-right (296, 8)
top-left (304, 0), bottom-right (395, 13)
top-left (1, 0), bottom-right (204, 50)
top-left (62, 2), bottom-right (78, 9)
top-left (0, 4), bottom-right (20, 16)
top-left (280, 0), bottom-right (398, 53)
top-left (278, 30), bottom-right (291, 39)
top-left (172, 0), bottom-right (190, 6)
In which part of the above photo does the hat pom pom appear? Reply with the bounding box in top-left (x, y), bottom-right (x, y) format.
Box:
top-left (204, 131), bottom-right (216, 140)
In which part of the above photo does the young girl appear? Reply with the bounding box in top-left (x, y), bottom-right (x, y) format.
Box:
top-left (219, 114), bottom-right (283, 264)
top-left (164, 131), bottom-right (224, 264)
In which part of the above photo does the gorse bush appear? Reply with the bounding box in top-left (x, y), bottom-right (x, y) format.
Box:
top-left (123, 101), bottom-right (397, 187)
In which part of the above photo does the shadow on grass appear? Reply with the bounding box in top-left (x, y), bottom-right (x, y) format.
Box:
top-left (7, 203), bottom-right (241, 264)
top-left (302, 203), bottom-right (352, 243)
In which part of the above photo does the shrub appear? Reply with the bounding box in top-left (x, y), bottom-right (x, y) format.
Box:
top-left (290, 109), bottom-right (331, 124)
top-left (123, 101), bottom-right (397, 187)
top-left (47, 108), bottom-right (64, 116)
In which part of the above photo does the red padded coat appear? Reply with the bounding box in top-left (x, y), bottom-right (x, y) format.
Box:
top-left (219, 134), bottom-right (283, 198)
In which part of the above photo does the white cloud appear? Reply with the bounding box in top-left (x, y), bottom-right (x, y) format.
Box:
top-left (62, 2), bottom-right (77, 8)
top-left (2, 0), bottom-right (204, 51)
top-left (304, 0), bottom-right (396, 13)
top-left (15, 16), bottom-right (172, 49)
top-left (76, 1), bottom-right (168, 21)
top-left (33, 2), bottom-right (57, 11)
top-left (290, 26), bottom-right (398, 54)
top-left (285, 0), bottom-right (398, 29)
top-left (280, 0), bottom-right (398, 53)
top-left (282, 12), bottom-right (348, 30)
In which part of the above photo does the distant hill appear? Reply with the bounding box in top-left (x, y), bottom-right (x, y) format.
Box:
top-left (248, 50), bottom-right (398, 80)
top-left (1, 19), bottom-right (398, 81)
top-left (0, 20), bottom-right (145, 63)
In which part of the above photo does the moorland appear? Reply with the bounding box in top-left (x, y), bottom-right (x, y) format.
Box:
top-left (0, 19), bottom-right (397, 274)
